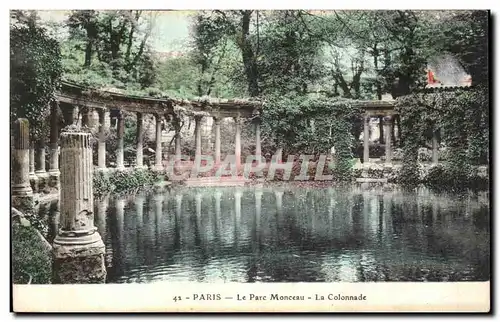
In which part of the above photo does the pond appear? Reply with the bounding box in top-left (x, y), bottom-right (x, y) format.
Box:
top-left (42, 184), bottom-right (490, 283)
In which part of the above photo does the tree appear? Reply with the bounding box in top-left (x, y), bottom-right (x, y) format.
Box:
top-left (64, 10), bottom-right (158, 89)
top-left (10, 11), bottom-right (62, 139)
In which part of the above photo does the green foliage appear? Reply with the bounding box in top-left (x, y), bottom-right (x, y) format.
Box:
top-left (93, 168), bottom-right (163, 196)
top-left (12, 223), bottom-right (51, 284)
top-left (257, 11), bottom-right (326, 96)
top-left (396, 86), bottom-right (488, 187)
top-left (93, 170), bottom-right (112, 196)
top-left (10, 20), bottom-right (62, 138)
top-left (63, 10), bottom-right (157, 91)
top-left (263, 94), bottom-right (361, 180)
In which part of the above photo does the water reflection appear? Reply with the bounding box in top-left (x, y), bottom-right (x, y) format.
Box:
top-left (40, 185), bottom-right (490, 283)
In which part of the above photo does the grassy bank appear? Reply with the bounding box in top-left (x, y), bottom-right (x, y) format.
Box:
top-left (12, 223), bottom-right (51, 284)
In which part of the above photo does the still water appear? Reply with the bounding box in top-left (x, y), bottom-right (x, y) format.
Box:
top-left (44, 185), bottom-right (490, 283)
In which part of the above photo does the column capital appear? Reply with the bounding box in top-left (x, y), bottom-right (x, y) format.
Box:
top-left (213, 116), bottom-right (221, 125)
top-left (194, 114), bottom-right (204, 122)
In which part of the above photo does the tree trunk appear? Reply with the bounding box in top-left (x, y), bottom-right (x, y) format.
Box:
top-left (84, 40), bottom-right (92, 67)
top-left (239, 11), bottom-right (260, 97)
top-left (373, 45), bottom-right (382, 100)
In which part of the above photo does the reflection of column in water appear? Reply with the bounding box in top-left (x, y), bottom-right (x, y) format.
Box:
top-left (383, 193), bottom-right (392, 234)
top-left (135, 194), bottom-right (145, 228)
top-left (113, 196), bottom-right (126, 276)
top-left (378, 194), bottom-right (384, 239)
top-left (362, 193), bottom-right (369, 235)
top-left (214, 190), bottom-right (222, 237)
top-left (195, 192), bottom-right (203, 242)
top-left (432, 195), bottom-right (438, 224)
top-left (415, 194), bottom-right (423, 240)
top-left (196, 192), bottom-right (202, 224)
top-left (115, 197), bottom-right (125, 241)
top-left (175, 193), bottom-right (183, 220)
top-left (347, 192), bottom-right (354, 233)
top-left (96, 196), bottom-right (109, 242)
top-left (153, 194), bottom-right (163, 246)
top-left (174, 193), bottom-right (182, 249)
top-left (255, 189), bottom-right (262, 241)
top-left (134, 194), bottom-right (145, 261)
top-left (464, 191), bottom-right (472, 220)
top-left (234, 189), bottom-right (242, 234)
top-left (328, 188), bottom-right (334, 227)
top-left (275, 190), bottom-right (283, 217)
top-left (274, 189), bottom-right (284, 236)
top-left (311, 192), bottom-right (317, 233)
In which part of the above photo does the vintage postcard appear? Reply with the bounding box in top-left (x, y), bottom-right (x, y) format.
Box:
top-left (10, 8), bottom-right (490, 313)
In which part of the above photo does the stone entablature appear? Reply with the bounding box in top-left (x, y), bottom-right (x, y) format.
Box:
top-left (56, 81), bottom-right (262, 118)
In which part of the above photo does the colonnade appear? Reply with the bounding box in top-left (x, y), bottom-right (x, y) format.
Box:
top-left (29, 103), bottom-right (263, 180)
top-left (362, 114), bottom-right (440, 165)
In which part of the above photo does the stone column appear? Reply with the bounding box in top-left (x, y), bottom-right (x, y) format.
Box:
top-left (29, 143), bottom-right (37, 192)
top-left (35, 138), bottom-right (47, 175)
top-left (363, 114), bottom-right (370, 163)
top-left (432, 129), bottom-right (439, 164)
top-left (116, 111), bottom-right (125, 170)
top-left (74, 106), bottom-right (81, 126)
top-left (29, 145), bottom-right (36, 177)
top-left (194, 115), bottom-right (202, 163)
top-left (154, 114), bottom-right (163, 171)
top-left (234, 116), bottom-right (242, 172)
top-left (97, 109), bottom-right (107, 169)
top-left (214, 117), bottom-right (221, 164)
top-left (35, 137), bottom-right (48, 191)
top-left (49, 102), bottom-right (60, 187)
top-left (12, 119), bottom-right (33, 206)
top-left (383, 115), bottom-right (393, 165)
top-left (52, 130), bottom-right (106, 284)
top-left (136, 112), bottom-right (144, 168)
top-left (255, 118), bottom-right (261, 161)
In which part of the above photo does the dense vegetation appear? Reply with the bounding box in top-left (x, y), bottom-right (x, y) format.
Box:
top-left (10, 9), bottom-right (489, 187)
top-left (12, 223), bottom-right (52, 284)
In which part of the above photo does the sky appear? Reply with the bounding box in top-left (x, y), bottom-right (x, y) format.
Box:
top-left (151, 11), bottom-right (193, 52)
top-left (37, 10), bottom-right (193, 53)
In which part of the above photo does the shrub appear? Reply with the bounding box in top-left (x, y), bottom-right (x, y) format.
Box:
top-left (93, 168), bottom-right (163, 196)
